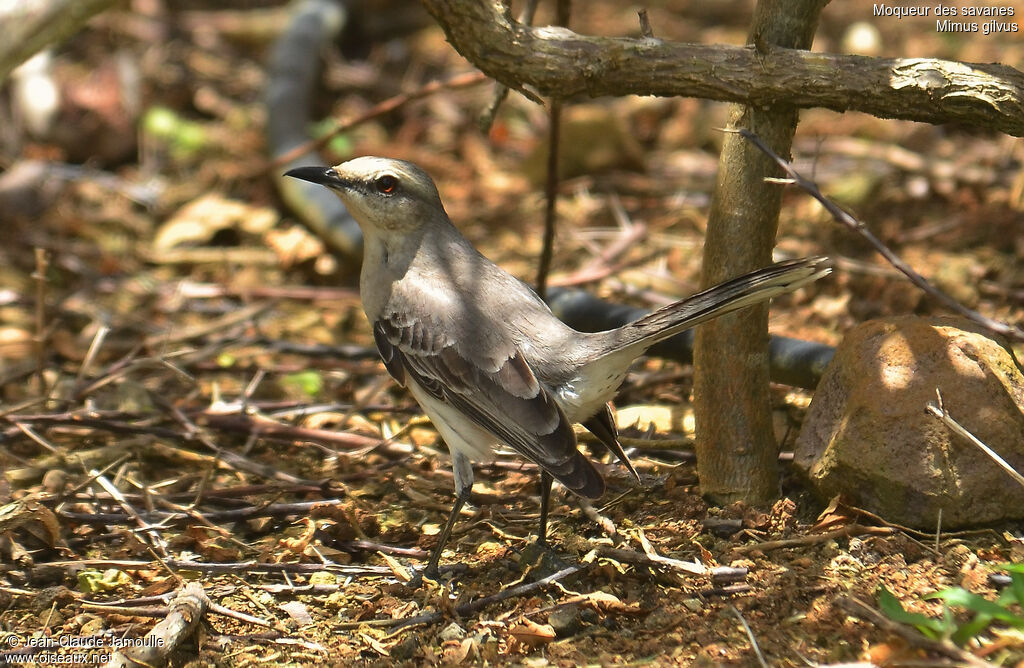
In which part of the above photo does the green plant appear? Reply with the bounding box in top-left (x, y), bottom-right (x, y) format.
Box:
top-left (878, 564), bottom-right (1024, 647)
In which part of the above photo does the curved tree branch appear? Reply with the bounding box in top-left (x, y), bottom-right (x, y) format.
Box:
top-left (0, 0), bottom-right (122, 82)
top-left (422, 0), bottom-right (1024, 136)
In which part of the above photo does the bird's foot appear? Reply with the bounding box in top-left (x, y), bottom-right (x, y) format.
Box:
top-left (405, 563), bottom-right (467, 590)
top-left (405, 569), bottom-right (428, 590)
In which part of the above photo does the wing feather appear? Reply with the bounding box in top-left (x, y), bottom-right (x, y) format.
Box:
top-left (372, 316), bottom-right (604, 499)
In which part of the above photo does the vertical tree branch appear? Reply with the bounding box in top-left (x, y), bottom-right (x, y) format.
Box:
top-left (692, 0), bottom-right (827, 505)
top-left (535, 0), bottom-right (571, 300)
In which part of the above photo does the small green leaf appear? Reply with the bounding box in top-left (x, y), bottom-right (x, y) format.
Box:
top-left (142, 106), bottom-right (179, 137)
top-left (878, 587), bottom-right (949, 638)
top-left (282, 370), bottom-right (324, 397)
top-left (928, 588), bottom-right (1019, 621)
top-left (950, 614), bottom-right (993, 646)
top-left (1011, 571), bottom-right (1024, 609)
top-left (142, 106), bottom-right (208, 157)
top-left (77, 568), bottom-right (130, 593)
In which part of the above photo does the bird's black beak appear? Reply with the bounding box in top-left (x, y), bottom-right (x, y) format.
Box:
top-left (284, 166), bottom-right (348, 189)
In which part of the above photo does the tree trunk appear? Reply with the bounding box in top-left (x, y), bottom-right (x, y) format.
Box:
top-left (693, 0), bottom-right (827, 505)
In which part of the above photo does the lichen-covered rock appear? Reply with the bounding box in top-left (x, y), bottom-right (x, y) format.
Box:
top-left (794, 316), bottom-right (1024, 529)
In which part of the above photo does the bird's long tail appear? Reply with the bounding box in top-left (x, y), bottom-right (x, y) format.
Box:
top-left (604, 257), bottom-right (831, 355)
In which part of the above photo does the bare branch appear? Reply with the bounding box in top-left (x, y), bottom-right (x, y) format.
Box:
top-left (742, 129), bottom-right (1024, 342)
top-left (0, 0), bottom-right (122, 82)
top-left (422, 0), bottom-right (1024, 136)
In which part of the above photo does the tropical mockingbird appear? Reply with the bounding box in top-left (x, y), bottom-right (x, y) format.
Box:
top-left (286, 157), bottom-right (829, 579)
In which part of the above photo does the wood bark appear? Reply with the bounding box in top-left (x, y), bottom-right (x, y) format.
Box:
top-left (693, 1), bottom-right (826, 505)
top-left (0, 0), bottom-right (123, 82)
top-left (421, 0), bottom-right (1024, 136)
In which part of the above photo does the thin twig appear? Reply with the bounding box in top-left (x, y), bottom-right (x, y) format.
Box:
top-left (553, 202), bottom-right (651, 287)
top-left (740, 128), bottom-right (1024, 342)
top-left (534, 0), bottom-right (571, 300)
top-left (196, 411), bottom-right (385, 451)
top-left (635, 528), bottom-right (707, 575)
top-left (593, 545), bottom-right (719, 578)
top-left (101, 581), bottom-right (208, 668)
top-left (90, 470), bottom-right (171, 559)
top-left (32, 248), bottom-right (49, 394)
top-left (479, 0), bottom-right (541, 133)
top-left (169, 281), bottom-right (358, 302)
top-left (577, 497), bottom-right (623, 544)
top-left (730, 605), bottom-right (769, 668)
top-left (637, 9), bottom-right (654, 38)
top-left (392, 563), bottom-right (589, 630)
top-left (701, 584), bottom-right (753, 598)
top-left (732, 524), bottom-right (897, 554)
top-left (268, 71), bottom-right (488, 172)
top-left (13, 558), bottom-right (392, 577)
top-left (58, 498), bottom-right (349, 525)
top-left (927, 390), bottom-right (1024, 490)
top-left (144, 302), bottom-right (272, 348)
top-left (535, 100), bottom-right (562, 301)
top-left (74, 324), bottom-right (110, 386)
top-left (11, 422), bottom-right (59, 454)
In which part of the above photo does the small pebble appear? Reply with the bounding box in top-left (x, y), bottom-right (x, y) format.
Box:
top-left (548, 604), bottom-right (581, 637)
top-left (438, 621), bottom-right (465, 642)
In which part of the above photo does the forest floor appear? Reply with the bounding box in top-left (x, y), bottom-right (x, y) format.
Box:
top-left (1, 1), bottom-right (1022, 666)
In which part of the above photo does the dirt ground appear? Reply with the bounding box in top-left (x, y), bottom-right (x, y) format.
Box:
top-left (1, 1), bottom-right (1023, 666)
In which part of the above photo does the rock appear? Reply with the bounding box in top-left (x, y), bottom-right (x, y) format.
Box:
top-left (548, 604), bottom-right (582, 637)
top-left (642, 606), bottom-right (676, 629)
top-left (438, 621), bottom-right (466, 642)
top-left (794, 316), bottom-right (1024, 529)
top-left (682, 598), bottom-right (704, 613)
top-left (391, 635), bottom-right (420, 661)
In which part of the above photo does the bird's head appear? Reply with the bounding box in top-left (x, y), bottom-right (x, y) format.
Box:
top-left (285, 157), bottom-right (445, 234)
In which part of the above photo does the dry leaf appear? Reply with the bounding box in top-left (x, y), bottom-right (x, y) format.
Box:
top-left (615, 404), bottom-right (694, 435)
top-left (280, 600), bottom-right (313, 626)
top-left (578, 590), bottom-right (644, 615)
top-left (0, 327), bottom-right (32, 360)
top-left (441, 637), bottom-right (476, 664)
top-left (279, 517), bottom-right (316, 554)
top-left (153, 193), bottom-right (277, 251)
top-left (380, 552), bottom-right (413, 582)
top-left (507, 617), bottom-right (556, 649)
top-left (358, 631), bottom-right (390, 657)
top-left (0, 500), bottom-right (61, 547)
top-left (265, 225), bottom-right (323, 266)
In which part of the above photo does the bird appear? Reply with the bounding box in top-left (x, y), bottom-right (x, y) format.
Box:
top-left (286, 157), bottom-right (830, 579)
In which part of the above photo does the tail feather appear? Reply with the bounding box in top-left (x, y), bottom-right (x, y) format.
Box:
top-left (608, 257), bottom-right (830, 354)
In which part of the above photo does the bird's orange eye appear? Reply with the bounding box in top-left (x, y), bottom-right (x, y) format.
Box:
top-left (375, 175), bottom-right (398, 194)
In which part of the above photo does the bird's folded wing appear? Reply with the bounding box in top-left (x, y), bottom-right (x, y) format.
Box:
top-left (373, 317), bottom-right (604, 498)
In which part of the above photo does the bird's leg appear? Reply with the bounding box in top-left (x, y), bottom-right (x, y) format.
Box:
top-left (520, 470), bottom-right (568, 574)
top-left (419, 451), bottom-right (474, 582)
top-left (537, 470), bottom-right (554, 548)
top-left (422, 490), bottom-right (468, 580)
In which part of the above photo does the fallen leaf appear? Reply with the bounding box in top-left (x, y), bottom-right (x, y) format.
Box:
top-left (507, 617), bottom-right (556, 649)
top-left (153, 193), bottom-right (277, 251)
top-left (280, 600), bottom-right (313, 626)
